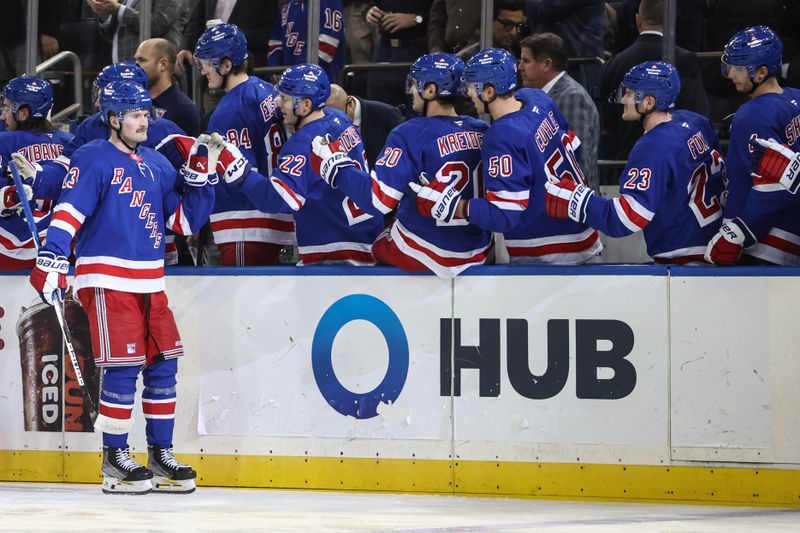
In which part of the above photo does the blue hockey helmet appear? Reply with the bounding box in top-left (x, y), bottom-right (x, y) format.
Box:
top-left (463, 48), bottom-right (518, 97)
top-left (92, 61), bottom-right (148, 104)
top-left (407, 53), bottom-right (465, 97)
top-left (277, 64), bottom-right (330, 111)
top-left (3, 75), bottom-right (53, 118)
top-left (194, 23), bottom-right (249, 70)
top-left (721, 26), bottom-right (783, 80)
top-left (99, 81), bottom-right (152, 122)
top-left (616, 61), bottom-right (681, 111)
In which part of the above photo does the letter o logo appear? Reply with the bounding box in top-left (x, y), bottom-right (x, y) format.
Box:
top-left (312, 294), bottom-right (408, 419)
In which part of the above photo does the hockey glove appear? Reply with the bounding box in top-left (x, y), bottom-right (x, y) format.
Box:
top-left (212, 136), bottom-right (252, 186)
top-left (751, 137), bottom-right (800, 194)
top-left (310, 135), bottom-right (354, 188)
top-left (704, 218), bottom-right (752, 265)
top-left (30, 250), bottom-right (69, 305)
top-left (0, 183), bottom-right (33, 218)
top-left (11, 152), bottom-right (41, 184)
top-left (544, 177), bottom-right (593, 223)
top-left (408, 175), bottom-right (462, 223)
top-left (181, 140), bottom-right (212, 187)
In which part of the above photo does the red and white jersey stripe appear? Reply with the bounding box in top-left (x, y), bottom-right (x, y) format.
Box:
top-left (612, 194), bottom-right (655, 232)
top-left (298, 241), bottom-right (375, 266)
top-left (73, 256), bottom-right (166, 293)
top-left (652, 246), bottom-right (709, 265)
top-left (370, 170), bottom-right (403, 214)
top-left (49, 202), bottom-right (85, 237)
top-left (747, 227), bottom-right (800, 265)
top-left (318, 33), bottom-right (339, 63)
top-left (485, 189), bottom-right (529, 212)
top-left (505, 227), bottom-right (602, 264)
top-left (270, 177), bottom-right (306, 211)
top-left (390, 220), bottom-right (492, 278)
top-left (210, 210), bottom-right (296, 245)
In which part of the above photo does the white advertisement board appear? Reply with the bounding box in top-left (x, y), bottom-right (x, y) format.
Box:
top-left (449, 274), bottom-right (670, 461)
top-left (670, 274), bottom-right (800, 464)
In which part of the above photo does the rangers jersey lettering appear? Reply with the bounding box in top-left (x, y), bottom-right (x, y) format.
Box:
top-left (207, 77), bottom-right (293, 246)
top-left (43, 139), bottom-right (214, 292)
top-left (237, 109), bottom-right (382, 265)
top-left (334, 114), bottom-right (491, 277)
top-left (583, 110), bottom-right (725, 264)
top-left (468, 88), bottom-right (602, 263)
top-left (267, 0), bottom-right (344, 83)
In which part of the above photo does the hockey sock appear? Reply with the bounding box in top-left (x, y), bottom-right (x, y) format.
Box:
top-left (142, 358), bottom-right (178, 448)
top-left (99, 365), bottom-right (139, 448)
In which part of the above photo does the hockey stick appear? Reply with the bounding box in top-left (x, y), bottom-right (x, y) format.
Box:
top-left (8, 160), bottom-right (99, 426)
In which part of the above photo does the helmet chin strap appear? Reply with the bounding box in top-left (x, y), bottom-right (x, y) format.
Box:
top-left (111, 115), bottom-right (139, 152)
top-left (635, 101), bottom-right (657, 126)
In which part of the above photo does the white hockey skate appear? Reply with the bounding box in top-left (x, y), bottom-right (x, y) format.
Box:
top-left (148, 445), bottom-right (197, 494)
top-left (102, 446), bottom-right (153, 495)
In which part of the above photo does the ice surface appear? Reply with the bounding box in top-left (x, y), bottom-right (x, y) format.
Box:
top-left (0, 482), bottom-right (798, 532)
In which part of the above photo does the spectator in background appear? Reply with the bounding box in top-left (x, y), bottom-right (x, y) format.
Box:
top-left (600, 0), bottom-right (709, 160)
top-left (524, 0), bottom-right (605, 93)
top-left (135, 38), bottom-right (202, 136)
top-left (455, 0), bottom-right (524, 60)
top-left (518, 33), bottom-right (600, 190)
top-left (344, 0), bottom-right (377, 64)
top-left (365, 1), bottom-right (430, 106)
top-left (427, 0), bottom-right (481, 54)
top-left (268, 0), bottom-right (345, 84)
top-left (1, 0), bottom-right (70, 85)
top-left (176, 0), bottom-right (277, 75)
top-left (86, 0), bottom-right (187, 62)
top-left (326, 83), bottom-right (404, 169)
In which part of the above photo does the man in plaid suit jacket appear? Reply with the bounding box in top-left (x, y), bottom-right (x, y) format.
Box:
top-left (518, 32), bottom-right (600, 189)
top-left (87, 0), bottom-right (187, 63)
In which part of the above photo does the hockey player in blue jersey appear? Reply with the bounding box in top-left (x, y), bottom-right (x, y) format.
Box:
top-left (267, 0), bottom-right (345, 83)
top-left (704, 26), bottom-right (800, 265)
top-left (29, 81), bottom-right (215, 494)
top-left (212, 63), bottom-right (382, 264)
top-left (311, 53), bottom-right (492, 277)
top-left (12, 62), bottom-right (190, 264)
top-left (0, 76), bottom-right (72, 270)
top-left (408, 48), bottom-right (602, 264)
top-left (545, 62), bottom-right (726, 264)
top-left (194, 23), bottom-right (293, 266)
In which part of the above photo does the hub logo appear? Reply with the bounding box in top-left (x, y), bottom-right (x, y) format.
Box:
top-left (312, 294), bottom-right (408, 419)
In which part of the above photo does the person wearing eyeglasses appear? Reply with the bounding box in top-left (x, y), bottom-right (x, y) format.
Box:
top-left (454, 0), bottom-right (525, 60)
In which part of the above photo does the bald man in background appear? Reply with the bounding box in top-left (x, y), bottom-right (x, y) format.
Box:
top-left (327, 84), bottom-right (404, 169)
top-left (135, 38), bottom-right (202, 136)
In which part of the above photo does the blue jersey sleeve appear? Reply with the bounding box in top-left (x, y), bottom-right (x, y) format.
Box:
top-left (239, 141), bottom-right (307, 214)
top-left (157, 154), bottom-right (215, 235)
top-left (584, 138), bottom-right (667, 237)
top-left (335, 125), bottom-right (417, 217)
top-left (725, 102), bottom-right (785, 219)
top-left (466, 128), bottom-right (530, 233)
top-left (44, 152), bottom-right (105, 257)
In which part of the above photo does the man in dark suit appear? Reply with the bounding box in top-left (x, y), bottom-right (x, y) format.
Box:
top-left (327, 83), bottom-right (405, 169)
top-left (519, 33), bottom-right (600, 190)
top-left (175, 0), bottom-right (277, 75)
top-left (600, 0), bottom-right (710, 160)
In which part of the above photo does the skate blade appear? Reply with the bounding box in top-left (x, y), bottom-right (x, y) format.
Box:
top-left (102, 477), bottom-right (152, 495)
top-left (151, 476), bottom-right (196, 494)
